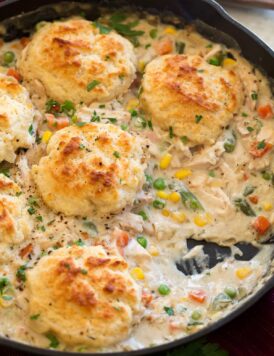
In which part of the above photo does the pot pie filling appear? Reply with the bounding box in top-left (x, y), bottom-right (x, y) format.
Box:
top-left (0, 7), bottom-right (273, 353)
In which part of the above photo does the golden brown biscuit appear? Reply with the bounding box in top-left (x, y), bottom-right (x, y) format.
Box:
top-left (0, 175), bottom-right (31, 244)
top-left (27, 245), bottom-right (141, 347)
top-left (32, 123), bottom-right (147, 217)
top-left (140, 54), bottom-right (243, 146)
top-left (18, 18), bottom-right (136, 104)
top-left (0, 73), bottom-right (35, 162)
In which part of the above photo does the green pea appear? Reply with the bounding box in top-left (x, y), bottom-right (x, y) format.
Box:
top-left (137, 236), bottom-right (147, 249)
top-left (191, 310), bottom-right (202, 320)
top-left (224, 141), bottom-right (236, 153)
top-left (152, 199), bottom-right (165, 209)
top-left (3, 51), bottom-right (15, 65)
top-left (153, 178), bottom-right (166, 190)
top-left (224, 287), bottom-right (237, 299)
top-left (158, 284), bottom-right (171, 295)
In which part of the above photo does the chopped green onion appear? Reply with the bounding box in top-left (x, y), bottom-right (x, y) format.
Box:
top-left (234, 198), bottom-right (256, 216)
top-left (87, 80), bottom-right (100, 91)
top-left (181, 136), bottom-right (188, 144)
top-left (180, 186), bottom-right (203, 211)
top-left (257, 140), bottom-right (266, 150)
top-left (212, 293), bottom-right (232, 311)
top-left (243, 185), bottom-right (256, 197)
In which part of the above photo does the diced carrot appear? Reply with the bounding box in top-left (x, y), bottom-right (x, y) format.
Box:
top-left (19, 243), bottom-right (33, 258)
top-left (154, 38), bottom-right (173, 55)
top-left (46, 114), bottom-right (69, 130)
top-left (257, 104), bottom-right (273, 119)
top-left (188, 290), bottom-right (206, 303)
top-left (242, 173), bottom-right (249, 181)
top-left (249, 195), bottom-right (258, 204)
top-left (7, 68), bottom-right (21, 81)
top-left (252, 216), bottom-right (271, 235)
top-left (249, 141), bottom-right (272, 158)
top-left (56, 117), bottom-right (70, 129)
top-left (141, 291), bottom-right (154, 306)
top-left (20, 37), bottom-right (31, 48)
top-left (116, 231), bottom-right (130, 248)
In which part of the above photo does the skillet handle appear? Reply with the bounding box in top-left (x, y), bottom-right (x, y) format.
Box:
top-left (221, 0), bottom-right (274, 9)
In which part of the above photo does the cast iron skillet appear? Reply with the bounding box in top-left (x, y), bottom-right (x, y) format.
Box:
top-left (0, 0), bottom-right (273, 355)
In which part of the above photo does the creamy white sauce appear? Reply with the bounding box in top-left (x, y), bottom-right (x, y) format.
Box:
top-left (0, 6), bottom-right (273, 353)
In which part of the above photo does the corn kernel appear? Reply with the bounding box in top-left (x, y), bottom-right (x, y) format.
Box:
top-left (164, 26), bottom-right (177, 35)
top-left (138, 60), bottom-right (146, 72)
top-left (149, 245), bottom-right (159, 256)
top-left (223, 58), bottom-right (237, 69)
top-left (194, 215), bottom-right (208, 227)
top-left (130, 267), bottom-right (145, 280)
top-left (42, 131), bottom-right (53, 144)
top-left (180, 297), bottom-right (189, 302)
top-left (161, 208), bottom-right (171, 217)
top-left (235, 267), bottom-right (252, 279)
top-left (172, 211), bottom-right (186, 223)
top-left (175, 168), bottom-right (192, 180)
top-left (159, 153), bottom-right (172, 170)
top-left (156, 191), bottom-right (169, 199)
top-left (126, 98), bottom-right (139, 111)
top-left (168, 192), bottom-right (181, 203)
top-left (262, 202), bottom-right (273, 211)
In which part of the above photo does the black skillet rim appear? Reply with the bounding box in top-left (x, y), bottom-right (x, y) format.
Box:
top-left (0, 0), bottom-right (273, 354)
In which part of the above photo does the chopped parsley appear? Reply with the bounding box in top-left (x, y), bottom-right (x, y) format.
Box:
top-left (208, 170), bottom-right (215, 177)
top-left (108, 118), bottom-right (117, 124)
top-left (195, 115), bottom-right (203, 124)
top-left (257, 140), bottom-right (266, 149)
top-left (87, 80), bottom-right (100, 91)
top-left (175, 41), bottom-right (185, 54)
top-left (0, 277), bottom-right (10, 294)
top-left (0, 167), bottom-right (10, 177)
top-left (16, 265), bottom-right (27, 283)
top-left (91, 111), bottom-right (101, 122)
top-left (28, 124), bottom-right (34, 135)
top-left (251, 91), bottom-right (258, 100)
top-left (181, 136), bottom-right (188, 144)
top-left (169, 126), bottom-right (174, 138)
top-left (113, 151), bottom-right (120, 158)
top-left (246, 126), bottom-right (254, 132)
top-left (30, 314), bottom-right (40, 320)
top-left (241, 112), bottom-right (248, 117)
top-left (45, 332), bottom-right (59, 349)
top-left (75, 122), bottom-right (86, 127)
top-left (93, 21), bottom-right (111, 34)
top-left (164, 306), bottom-right (174, 316)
